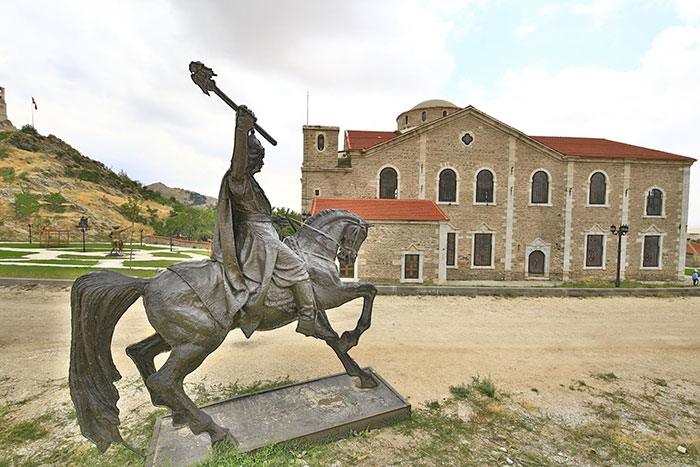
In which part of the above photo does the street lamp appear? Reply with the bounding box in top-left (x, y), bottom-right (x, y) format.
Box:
top-left (77, 216), bottom-right (89, 253)
top-left (610, 223), bottom-right (629, 287)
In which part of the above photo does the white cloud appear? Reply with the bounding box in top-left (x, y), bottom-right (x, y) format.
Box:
top-left (572, 0), bottom-right (631, 24)
top-left (0, 0), bottom-right (458, 212)
top-left (674, 0), bottom-right (700, 24)
top-left (539, 5), bottom-right (560, 17)
top-left (514, 24), bottom-right (537, 40)
top-left (459, 24), bottom-right (700, 224)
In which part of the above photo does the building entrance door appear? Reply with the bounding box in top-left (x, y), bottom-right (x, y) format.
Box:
top-left (528, 250), bottom-right (545, 275)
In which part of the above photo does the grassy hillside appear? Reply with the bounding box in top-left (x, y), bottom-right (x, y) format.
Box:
top-left (0, 125), bottom-right (206, 241)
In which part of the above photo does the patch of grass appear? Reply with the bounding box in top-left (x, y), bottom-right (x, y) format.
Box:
top-left (0, 264), bottom-right (159, 279)
top-left (57, 254), bottom-right (124, 260)
top-left (472, 374), bottom-right (496, 398)
top-left (151, 251), bottom-right (192, 259)
top-left (190, 378), bottom-right (296, 405)
top-left (0, 250), bottom-right (32, 259)
top-left (0, 147), bottom-right (8, 159)
top-left (124, 259), bottom-right (181, 268)
top-left (200, 439), bottom-right (338, 467)
top-left (180, 249), bottom-right (210, 255)
top-left (15, 259), bottom-right (100, 266)
top-left (592, 372), bottom-right (618, 382)
top-left (449, 384), bottom-right (472, 400)
top-left (0, 418), bottom-right (49, 446)
top-left (0, 166), bottom-right (16, 182)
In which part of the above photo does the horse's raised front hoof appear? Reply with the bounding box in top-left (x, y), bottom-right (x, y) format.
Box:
top-left (211, 429), bottom-right (238, 449)
top-left (356, 373), bottom-right (378, 389)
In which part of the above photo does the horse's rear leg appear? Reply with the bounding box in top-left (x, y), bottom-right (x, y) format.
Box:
top-left (126, 333), bottom-right (171, 406)
top-left (145, 344), bottom-right (237, 447)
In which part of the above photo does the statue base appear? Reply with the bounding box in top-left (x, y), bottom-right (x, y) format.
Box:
top-left (147, 368), bottom-right (410, 467)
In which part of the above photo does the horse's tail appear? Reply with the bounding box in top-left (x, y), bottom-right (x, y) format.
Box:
top-left (69, 270), bottom-right (149, 454)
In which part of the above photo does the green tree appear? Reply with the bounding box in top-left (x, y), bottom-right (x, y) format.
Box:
top-left (153, 206), bottom-right (215, 241)
top-left (272, 206), bottom-right (302, 239)
top-left (120, 196), bottom-right (145, 223)
top-left (14, 191), bottom-right (41, 219)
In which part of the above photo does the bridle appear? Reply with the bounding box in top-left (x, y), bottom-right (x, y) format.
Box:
top-left (298, 217), bottom-right (368, 261)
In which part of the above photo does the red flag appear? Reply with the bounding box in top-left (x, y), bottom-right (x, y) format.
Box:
top-left (32, 97), bottom-right (37, 110)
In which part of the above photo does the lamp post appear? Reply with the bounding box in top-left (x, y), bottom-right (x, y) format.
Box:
top-left (28, 223), bottom-right (32, 244)
top-left (77, 216), bottom-right (89, 253)
top-left (610, 223), bottom-right (629, 287)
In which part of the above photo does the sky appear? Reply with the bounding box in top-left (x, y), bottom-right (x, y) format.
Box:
top-left (2, 0), bottom-right (700, 223)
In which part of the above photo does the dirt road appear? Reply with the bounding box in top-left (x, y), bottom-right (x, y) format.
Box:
top-left (2, 285), bottom-right (698, 402)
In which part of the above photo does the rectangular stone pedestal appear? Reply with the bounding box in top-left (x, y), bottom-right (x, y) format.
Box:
top-left (147, 368), bottom-right (410, 467)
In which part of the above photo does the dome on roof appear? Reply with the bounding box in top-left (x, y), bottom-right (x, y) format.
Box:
top-left (410, 99), bottom-right (459, 110)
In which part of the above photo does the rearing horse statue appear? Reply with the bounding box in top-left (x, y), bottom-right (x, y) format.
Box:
top-left (69, 209), bottom-right (376, 454)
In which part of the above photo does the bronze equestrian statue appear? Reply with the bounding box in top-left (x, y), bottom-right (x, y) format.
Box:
top-left (69, 65), bottom-right (377, 455)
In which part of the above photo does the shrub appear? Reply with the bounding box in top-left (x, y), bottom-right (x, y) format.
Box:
top-left (79, 169), bottom-right (100, 183)
top-left (14, 191), bottom-right (41, 218)
top-left (0, 147), bottom-right (8, 159)
top-left (472, 374), bottom-right (496, 398)
top-left (43, 192), bottom-right (68, 213)
top-left (0, 166), bottom-right (16, 182)
top-left (20, 124), bottom-right (39, 136)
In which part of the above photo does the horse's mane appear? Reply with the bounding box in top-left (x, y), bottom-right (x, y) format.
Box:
top-left (304, 209), bottom-right (364, 229)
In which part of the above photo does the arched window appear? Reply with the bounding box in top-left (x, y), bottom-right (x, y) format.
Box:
top-left (531, 171), bottom-right (549, 204)
top-left (646, 188), bottom-right (663, 216)
top-left (421, 111), bottom-right (427, 121)
top-left (589, 172), bottom-right (606, 205)
top-left (379, 167), bottom-right (398, 199)
top-left (405, 115), bottom-right (408, 125)
top-left (317, 134), bottom-right (324, 151)
top-left (442, 110), bottom-right (447, 117)
top-left (475, 169), bottom-right (494, 203)
top-left (438, 168), bottom-right (457, 202)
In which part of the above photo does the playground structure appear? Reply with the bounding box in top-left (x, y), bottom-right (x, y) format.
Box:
top-left (39, 229), bottom-right (70, 248)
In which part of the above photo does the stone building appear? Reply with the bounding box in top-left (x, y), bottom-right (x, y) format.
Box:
top-left (301, 100), bottom-right (695, 284)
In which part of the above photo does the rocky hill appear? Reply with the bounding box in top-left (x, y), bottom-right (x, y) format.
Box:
top-left (146, 182), bottom-right (217, 208)
top-left (0, 125), bottom-right (179, 241)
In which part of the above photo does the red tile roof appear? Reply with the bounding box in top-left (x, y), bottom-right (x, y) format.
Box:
top-left (687, 241), bottom-right (700, 255)
top-left (345, 130), bottom-right (398, 150)
top-left (311, 198), bottom-right (449, 221)
top-left (531, 136), bottom-right (693, 162)
top-left (343, 130), bottom-right (693, 162)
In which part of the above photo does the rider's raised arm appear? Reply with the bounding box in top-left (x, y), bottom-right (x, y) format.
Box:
top-left (231, 106), bottom-right (256, 180)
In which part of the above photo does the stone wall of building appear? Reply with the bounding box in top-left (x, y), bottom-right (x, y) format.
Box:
top-left (302, 106), bottom-right (692, 282)
top-left (356, 221), bottom-right (442, 284)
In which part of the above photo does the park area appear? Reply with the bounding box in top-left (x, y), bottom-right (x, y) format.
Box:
top-left (0, 241), bottom-right (210, 280)
top-left (0, 284), bottom-right (698, 466)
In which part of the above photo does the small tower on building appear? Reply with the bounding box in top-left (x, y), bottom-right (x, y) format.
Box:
top-left (0, 86), bottom-right (7, 121)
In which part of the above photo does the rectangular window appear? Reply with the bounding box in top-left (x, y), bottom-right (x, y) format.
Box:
top-left (446, 232), bottom-right (456, 266)
top-left (643, 235), bottom-right (660, 267)
top-left (338, 256), bottom-right (355, 278)
top-left (586, 234), bottom-right (604, 267)
top-left (404, 254), bottom-right (420, 279)
top-left (473, 233), bottom-right (492, 266)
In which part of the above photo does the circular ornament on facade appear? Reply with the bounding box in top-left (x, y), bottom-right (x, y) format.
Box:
top-left (461, 133), bottom-right (473, 146)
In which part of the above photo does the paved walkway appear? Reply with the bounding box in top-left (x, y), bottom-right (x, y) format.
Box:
top-left (0, 242), bottom-right (209, 270)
